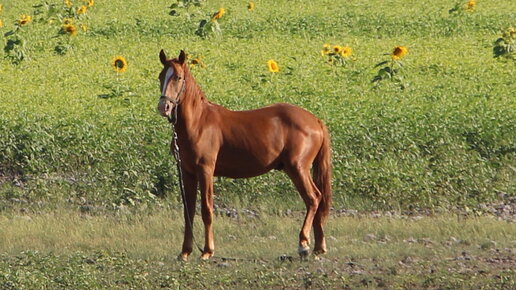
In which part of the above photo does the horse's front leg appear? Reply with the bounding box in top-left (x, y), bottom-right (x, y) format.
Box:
top-left (198, 167), bottom-right (215, 260)
top-left (179, 170), bottom-right (198, 261)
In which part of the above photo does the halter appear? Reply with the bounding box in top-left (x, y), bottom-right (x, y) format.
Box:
top-left (160, 79), bottom-right (186, 124)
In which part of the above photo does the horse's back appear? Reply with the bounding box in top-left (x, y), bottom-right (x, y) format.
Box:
top-left (213, 102), bottom-right (324, 178)
top-left (235, 102), bottom-right (322, 129)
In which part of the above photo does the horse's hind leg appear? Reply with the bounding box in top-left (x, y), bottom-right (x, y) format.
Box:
top-left (312, 205), bottom-right (328, 256)
top-left (285, 166), bottom-right (322, 259)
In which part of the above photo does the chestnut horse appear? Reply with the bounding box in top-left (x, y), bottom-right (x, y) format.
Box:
top-left (157, 50), bottom-right (332, 261)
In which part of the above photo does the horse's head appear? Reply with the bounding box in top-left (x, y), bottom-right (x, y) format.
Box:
top-left (157, 49), bottom-right (187, 123)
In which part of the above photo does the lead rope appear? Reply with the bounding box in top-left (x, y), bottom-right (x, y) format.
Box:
top-left (166, 80), bottom-right (204, 255)
top-left (170, 105), bottom-right (204, 255)
top-left (169, 87), bottom-right (262, 263)
top-left (171, 117), bottom-right (251, 262)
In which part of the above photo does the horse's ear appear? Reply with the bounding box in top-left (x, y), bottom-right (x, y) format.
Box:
top-left (159, 49), bottom-right (167, 65)
top-left (178, 50), bottom-right (186, 65)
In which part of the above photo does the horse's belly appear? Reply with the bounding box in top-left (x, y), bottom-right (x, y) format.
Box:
top-left (214, 167), bottom-right (275, 178)
top-left (214, 154), bottom-right (279, 178)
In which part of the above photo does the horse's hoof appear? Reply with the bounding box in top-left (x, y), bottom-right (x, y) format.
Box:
top-left (178, 253), bottom-right (189, 262)
top-left (200, 252), bottom-right (214, 260)
top-left (313, 248), bottom-right (327, 256)
top-left (298, 245), bottom-right (310, 260)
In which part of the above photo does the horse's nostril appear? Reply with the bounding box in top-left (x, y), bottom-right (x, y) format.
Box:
top-left (165, 103), bottom-right (170, 112)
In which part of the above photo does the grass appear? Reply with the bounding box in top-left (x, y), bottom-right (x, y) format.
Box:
top-left (0, 208), bottom-right (514, 288)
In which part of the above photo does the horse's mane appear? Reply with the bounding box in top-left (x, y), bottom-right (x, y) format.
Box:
top-left (176, 59), bottom-right (209, 104)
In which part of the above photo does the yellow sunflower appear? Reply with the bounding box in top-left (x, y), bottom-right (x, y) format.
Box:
top-left (112, 56), bottom-right (128, 73)
top-left (320, 43), bottom-right (331, 55)
top-left (333, 45), bottom-right (343, 54)
top-left (267, 59), bottom-right (280, 73)
top-left (340, 46), bottom-right (353, 58)
top-left (87, 0), bottom-right (94, 7)
top-left (77, 5), bottom-right (87, 14)
top-left (391, 46), bottom-right (408, 60)
top-left (63, 24), bottom-right (78, 36)
top-left (191, 57), bottom-right (202, 65)
top-left (18, 15), bottom-right (32, 26)
top-left (80, 24), bottom-right (88, 32)
top-left (465, 0), bottom-right (476, 11)
top-left (63, 18), bottom-right (73, 25)
top-left (0, 19), bottom-right (3, 28)
top-left (64, 0), bottom-right (73, 8)
top-left (190, 57), bottom-right (206, 68)
top-left (248, 1), bottom-right (255, 11)
top-left (510, 27), bottom-right (516, 38)
top-left (211, 8), bottom-right (225, 22)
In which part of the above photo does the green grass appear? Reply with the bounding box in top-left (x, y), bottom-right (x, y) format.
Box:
top-left (0, 0), bottom-right (514, 210)
top-left (0, 208), bottom-right (514, 288)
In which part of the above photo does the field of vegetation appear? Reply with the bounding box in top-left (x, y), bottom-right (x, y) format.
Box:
top-left (0, 0), bottom-right (514, 288)
top-left (0, 0), bottom-right (514, 209)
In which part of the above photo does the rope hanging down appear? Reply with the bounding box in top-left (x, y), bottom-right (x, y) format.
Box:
top-left (171, 123), bottom-right (204, 254)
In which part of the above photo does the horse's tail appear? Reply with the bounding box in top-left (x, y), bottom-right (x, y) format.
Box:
top-left (313, 121), bottom-right (332, 224)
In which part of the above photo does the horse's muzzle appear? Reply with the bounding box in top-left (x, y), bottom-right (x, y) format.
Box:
top-left (157, 98), bottom-right (174, 120)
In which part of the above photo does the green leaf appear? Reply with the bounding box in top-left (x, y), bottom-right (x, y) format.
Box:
top-left (374, 61), bottom-right (389, 68)
top-left (4, 31), bottom-right (16, 37)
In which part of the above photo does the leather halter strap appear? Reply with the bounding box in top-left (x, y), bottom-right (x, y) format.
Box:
top-left (160, 79), bottom-right (186, 124)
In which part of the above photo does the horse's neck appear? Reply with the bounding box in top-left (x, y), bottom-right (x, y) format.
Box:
top-left (175, 71), bottom-right (208, 133)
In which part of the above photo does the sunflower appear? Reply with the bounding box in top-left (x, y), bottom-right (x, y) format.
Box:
top-left (0, 20), bottom-right (3, 28)
top-left (211, 8), bottom-right (225, 22)
top-left (190, 57), bottom-right (206, 68)
top-left (340, 46), bottom-right (353, 58)
top-left (18, 15), bottom-right (32, 26)
top-left (87, 0), bottom-right (94, 7)
top-left (391, 46), bottom-right (408, 60)
top-left (465, 0), bottom-right (476, 11)
top-left (80, 24), bottom-right (88, 32)
top-left (63, 24), bottom-right (78, 36)
top-left (64, 0), bottom-right (73, 8)
top-left (112, 56), bottom-right (128, 73)
top-left (320, 43), bottom-right (331, 55)
top-left (332, 45), bottom-right (343, 54)
top-left (267, 60), bottom-right (280, 73)
top-left (248, 1), bottom-right (255, 11)
top-left (77, 5), bottom-right (87, 14)
top-left (191, 57), bottom-right (202, 65)
top-left (510, 27), bottom-right (516, 38)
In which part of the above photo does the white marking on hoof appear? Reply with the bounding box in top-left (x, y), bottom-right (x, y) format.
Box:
top-left (298, 245), bottom-right (310, 258)
top-left (178, 253), bottom-right (188, 262)
top-left (200, 252), bottom-right (214, 260)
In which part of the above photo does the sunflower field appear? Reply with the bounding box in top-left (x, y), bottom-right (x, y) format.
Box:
top-left (0, 0), bottom-right (514, 211)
